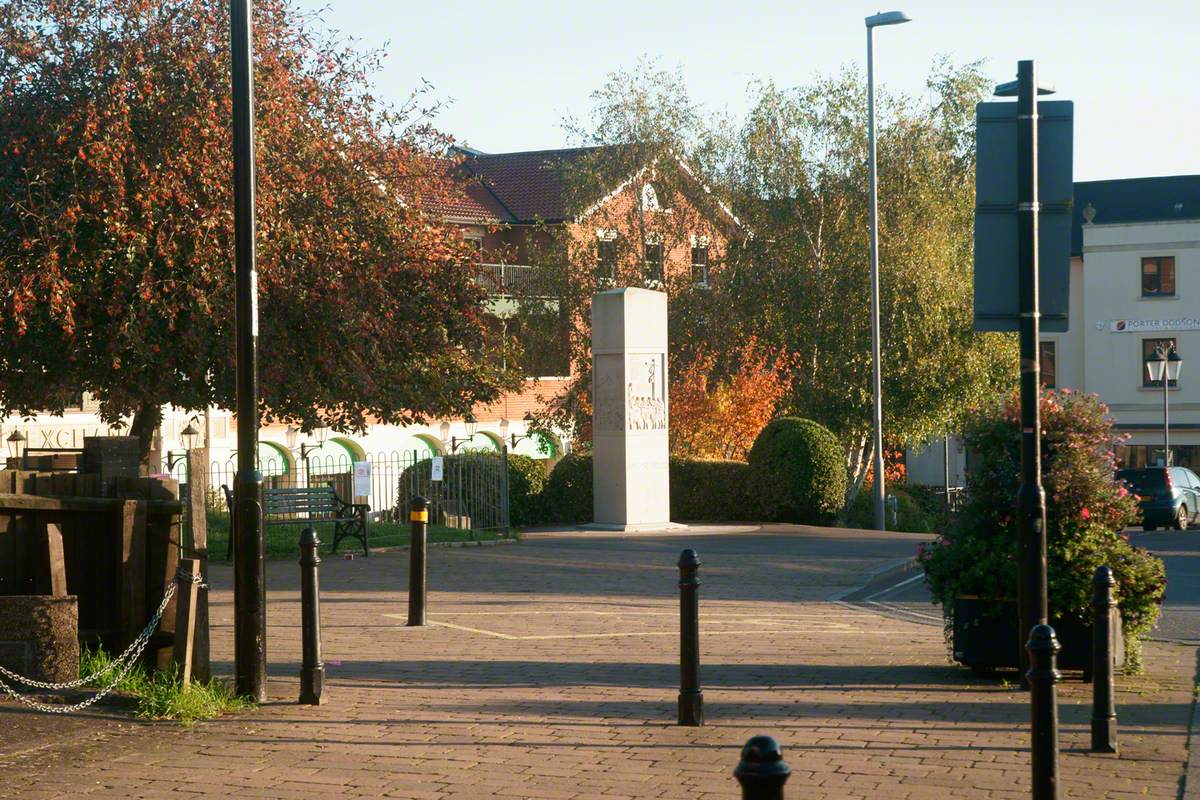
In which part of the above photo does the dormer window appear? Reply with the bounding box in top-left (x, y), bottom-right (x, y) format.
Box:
top-left (641, 183), bottom-right (660, 212)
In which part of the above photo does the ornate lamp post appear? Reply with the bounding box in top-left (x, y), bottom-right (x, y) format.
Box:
top-left (286, 423), bottom-right (329, 485)
top-left (166, 422), bottom-right (200, 473)
top-left (440, 415), bottom-right (478, 453)
top-left (1147, 345), bottom-right (1183, 466)
top-left (6, 430), bottom-right (27, 465)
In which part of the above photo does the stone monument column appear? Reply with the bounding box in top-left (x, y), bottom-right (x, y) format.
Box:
top-left (590, 288), bottom-right (677, 530)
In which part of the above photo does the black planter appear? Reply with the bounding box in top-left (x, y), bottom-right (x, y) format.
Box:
top-left (952, 596), bottom-right (1123, 675)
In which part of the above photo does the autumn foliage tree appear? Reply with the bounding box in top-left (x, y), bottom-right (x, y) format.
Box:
top-left (0, 0), bottom-right (512, 454)
top-left (670, 339), bottom-right (792, 461)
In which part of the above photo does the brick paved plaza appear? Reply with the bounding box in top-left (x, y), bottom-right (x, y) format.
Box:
top-left (0, 525), bottom-right (1195, 799)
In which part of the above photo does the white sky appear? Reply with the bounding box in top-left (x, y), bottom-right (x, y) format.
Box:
top-left (293, 0), bottom-right (1200, 181)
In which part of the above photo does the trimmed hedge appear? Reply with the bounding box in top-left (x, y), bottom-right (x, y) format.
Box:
top-left (748, 417), bottom-right (846, 523)
top-left (669, 458), bottom-right (757, 521)
top-left (507, 454), bottom-right (548, 526)
top-left (539, 452), bottom-right (593, 524)
top-left (843, 484), bottom-right (936, 533)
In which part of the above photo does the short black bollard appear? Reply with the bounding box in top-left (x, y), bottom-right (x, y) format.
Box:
top-left (408, 496), bottom-right (429, 627)
top-left (299, 526), bottom-right (325, 705)
top-left (1091, 566), bottom-right (1118, 754)
top-left (734, 735), bottom-right (791, 800)
top-left (677, 548), bottom-right (703, 726)
top-left (1027, 624), bottom-right (1061, 800)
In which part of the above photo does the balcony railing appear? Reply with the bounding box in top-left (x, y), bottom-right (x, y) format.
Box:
top-left (477, 263), bottom-right (558, 298)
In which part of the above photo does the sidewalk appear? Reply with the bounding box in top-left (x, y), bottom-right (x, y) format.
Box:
top-left (0, 525), bottom-right (1194, 799)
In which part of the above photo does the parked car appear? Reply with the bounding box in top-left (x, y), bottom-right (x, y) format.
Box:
top-left (1116, 466), bottom-right (1200, 531)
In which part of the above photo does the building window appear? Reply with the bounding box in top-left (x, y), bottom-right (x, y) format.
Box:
top-left (596, 237), bottom-right (616, 281)
top-left (1039, 341), bottom-right (1056, 389)
top-left (1142, 256), bottom-right (1175, 297)
top-left (641, 183), bottom-right (660, 211)
top-left (644, 241), bottom-right (664, 282)
top-left (1143, 337), bottom-right (1179, 388)
top-left (691, 241), bottom-right (709, 287)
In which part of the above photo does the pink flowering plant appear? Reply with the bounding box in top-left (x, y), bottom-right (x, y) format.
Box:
top-left (919, 388), bottom-right (1166, 664)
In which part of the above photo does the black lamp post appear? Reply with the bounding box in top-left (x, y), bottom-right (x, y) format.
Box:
top-left (231, 0), bottom-right (266, 702)
top-left (166, 423), bottom-right (200, 473)
top-left (1147, 345), bottom-right (1183, 466)
top-left (440, 415), bottom-right (478, 453)
top-left (498, 412), bottom-right (537, 451)
top-left (286, 423), bottom-right (329, 485)
top-left (6, 430), bottom-right (26, 464)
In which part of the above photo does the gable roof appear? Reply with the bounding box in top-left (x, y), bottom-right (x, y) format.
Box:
top-left (1073, 174), bottom-right (1200, 255)
top-left (457, 146), bottom-right (610, 224)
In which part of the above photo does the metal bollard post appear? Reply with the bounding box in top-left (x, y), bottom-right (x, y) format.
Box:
top-left (408, 496), bottom-right (429, 627)
top-left (299, 527), bottom-right (325, 705)
top-left (1091, 566), bottom-right (1118, 754)
top-left (734, 735), bottom-right (791, 800)
top-left (677, 548), bottom-right (703, 726)
top-left (1027, 624), bottom-right (1061, 800)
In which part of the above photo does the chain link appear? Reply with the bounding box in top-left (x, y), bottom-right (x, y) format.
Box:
top-left (0, 565), bottom-right (202, 714)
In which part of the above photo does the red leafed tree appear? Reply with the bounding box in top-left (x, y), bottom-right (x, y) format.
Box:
top-left (0, 0), bottom-right (512, 454)
top-left (670, 339), bottom-right (793, 461)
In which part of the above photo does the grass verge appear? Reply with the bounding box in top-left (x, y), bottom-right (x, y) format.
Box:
top-left (205, 510), bottom-right (513, 559)
top-left (80, 645), bottom-right (254, 723)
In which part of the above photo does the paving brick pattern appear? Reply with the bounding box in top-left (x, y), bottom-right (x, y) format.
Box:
top-left (0, 525), bottom-right (1194, 799)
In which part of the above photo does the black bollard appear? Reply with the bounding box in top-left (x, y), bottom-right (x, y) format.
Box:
top-left (1027, 624), bottom-right (1061, 800)
top-left (1091, 566), bottom-right (1118, 754)
top-left (677, 548), bottom-right (703, 726)
top-left (299, 526), bottom-right (325, 705)
top-left (734, 735), bottom-right (791, 800)
top-left (408, 496), bottom-right (429, 627)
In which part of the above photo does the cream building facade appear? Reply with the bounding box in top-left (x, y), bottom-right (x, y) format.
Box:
top-left (908, 174), bottom-right (1200, 485)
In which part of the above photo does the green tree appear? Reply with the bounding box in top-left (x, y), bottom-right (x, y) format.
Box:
top-left (726, 61), bottom-right (1017, 503)
top-left (0, 0), bottom-right (514, 456)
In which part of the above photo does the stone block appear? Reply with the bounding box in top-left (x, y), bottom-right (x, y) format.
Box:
top-left (0, 595), bottom-right (80, 684)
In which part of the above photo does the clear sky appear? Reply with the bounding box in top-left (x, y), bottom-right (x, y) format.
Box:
top-left (292, 0), bottom-right (1198, 181)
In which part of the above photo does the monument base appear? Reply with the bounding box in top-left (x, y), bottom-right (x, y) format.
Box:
top-left (580, 522), bottom-right (690, 533)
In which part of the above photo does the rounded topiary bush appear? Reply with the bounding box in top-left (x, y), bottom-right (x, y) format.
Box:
top-left (540, 452), bottom-right (593, 524)
top-left (748, 417), bottom-right (846, 523)
top-left (507, 454), bottom-right (549, 527)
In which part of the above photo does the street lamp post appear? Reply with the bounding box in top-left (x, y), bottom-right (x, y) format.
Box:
top-left (1147, 346), bottom-right (1183, 466)
top-left (231, 0), bottom-right (266, 702)
top-left (865, 10), bottom-right (911, 531)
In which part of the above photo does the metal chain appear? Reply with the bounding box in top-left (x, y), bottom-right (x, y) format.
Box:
top-left (0, 566), bottom-right (204, 713)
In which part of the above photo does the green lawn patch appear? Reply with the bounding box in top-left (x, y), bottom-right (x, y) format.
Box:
top-left (205, 510), bottom-right (512, 560)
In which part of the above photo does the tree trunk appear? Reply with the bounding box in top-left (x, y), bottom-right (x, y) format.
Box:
top-left (129, 402), bottom-right (164, 469)
top-left (844, 434), bottom-right (873, 510)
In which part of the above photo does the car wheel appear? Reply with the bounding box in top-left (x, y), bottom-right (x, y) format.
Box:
top-left (1176, 505), bottom-right (1189, 531)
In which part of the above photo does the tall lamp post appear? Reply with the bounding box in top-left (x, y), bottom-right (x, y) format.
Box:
top-left (865, 10), bottom-right (911, 531)
top-left (231, 0), bottom-right (266, 702)
top-left (1147, 345), bottom-right (1183, 466)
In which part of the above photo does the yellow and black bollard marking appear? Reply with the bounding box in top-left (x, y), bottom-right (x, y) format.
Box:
top-left (408, 496), bottom-right (429, 627)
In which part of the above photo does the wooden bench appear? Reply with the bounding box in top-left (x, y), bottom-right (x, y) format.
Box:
top-left (223, 485), bottom-right (369, 558)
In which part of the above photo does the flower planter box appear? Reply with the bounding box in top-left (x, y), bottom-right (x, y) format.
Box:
top-left (952, 596), bottom-right (1123, 676)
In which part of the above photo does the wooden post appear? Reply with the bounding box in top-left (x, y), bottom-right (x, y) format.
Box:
top-left (119, 500), bottom-right (147, 650)
top-left (173, 558), bottom-right (201, 688)
top-left (42, 522), bottom-right (67, 598)
top-left (186, 448), bottom-right (210, 682)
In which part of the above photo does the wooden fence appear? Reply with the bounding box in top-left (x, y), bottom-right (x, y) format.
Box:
top-left (0, 470), bottom-right (184, 669)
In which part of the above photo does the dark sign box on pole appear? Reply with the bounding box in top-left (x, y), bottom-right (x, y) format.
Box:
top-left (974, 100), bottom-right (1074, 333)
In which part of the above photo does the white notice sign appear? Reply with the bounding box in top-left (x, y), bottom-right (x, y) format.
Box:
top-left (431, 456), bottom-right (444, 482)
top-left (353, 461), bottom-right (371, 497)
